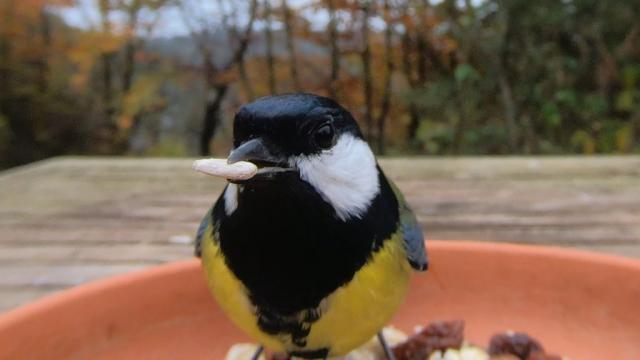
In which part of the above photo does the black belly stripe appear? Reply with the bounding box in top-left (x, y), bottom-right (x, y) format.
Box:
top-left (213, 167), bottom-right (399, 341)
top-left (290, 348), bottom-right (330, 359)
top-left (256, 308), bottom-right (311, 346)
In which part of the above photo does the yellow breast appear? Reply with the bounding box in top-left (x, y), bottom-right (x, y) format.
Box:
top-left (201, 229), bottom-right (412, 357)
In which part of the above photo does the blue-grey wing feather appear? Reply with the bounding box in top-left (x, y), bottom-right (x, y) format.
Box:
top-left (389, 179), bottom-right (428, 271)
top-left (194, 209), bottom-right (212, 257)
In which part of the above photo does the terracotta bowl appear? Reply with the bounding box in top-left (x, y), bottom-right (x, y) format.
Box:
top-left (1, 241), bottom-right (639, 359)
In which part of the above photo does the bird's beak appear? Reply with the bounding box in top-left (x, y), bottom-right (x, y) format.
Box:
top-left (227, 138), bottom-right (279, 165)
top-left (227, 138), bottom-right (296, 182)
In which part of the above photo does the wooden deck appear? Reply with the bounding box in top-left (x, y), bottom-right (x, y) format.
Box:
top-left (1, 156), bottom-right (639, 312)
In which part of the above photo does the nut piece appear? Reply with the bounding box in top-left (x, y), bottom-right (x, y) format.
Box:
top-left (429, 345), bottom-right (489, 360)
top-left (393, 320), bottom-right (465, 360)
top-left (488, 332), bottom-right (544, 359)
top-left (225, 343), bottom-right (266, 360)
top-left (192, 158), bottom-right (258, 180)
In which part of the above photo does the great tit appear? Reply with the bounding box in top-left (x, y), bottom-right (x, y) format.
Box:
top-left (195, 93), bottom-right (427, 359)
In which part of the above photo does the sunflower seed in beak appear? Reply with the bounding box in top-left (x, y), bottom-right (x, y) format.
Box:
top-left (192, 158), bottom-right (258, 180)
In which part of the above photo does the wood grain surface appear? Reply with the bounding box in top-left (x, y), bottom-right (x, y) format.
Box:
top-left (1, 156), bottom-right (639, 312)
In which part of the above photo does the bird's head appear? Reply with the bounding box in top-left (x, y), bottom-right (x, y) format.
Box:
top-left (226, 93), bottom-right (380, 221)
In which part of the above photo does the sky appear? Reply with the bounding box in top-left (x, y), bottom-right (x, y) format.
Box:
top-left (56, 0), bottom-right (465, 38)
top-left (58, 0), bottom-right (326, 38)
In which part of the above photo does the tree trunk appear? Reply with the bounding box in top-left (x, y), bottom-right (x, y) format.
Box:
top-left (416, 34), bottom-right (428, 83)
top-left (360, 1), bottom-right (374, 142)
top-left (97, 0), bottom-right (116, 151)
top-left (122, 42), bottom-right (135, 93)
top-left (195, 0), bottom-right (257, 155)
top-left (499, 74), bottom-right (518, 152)
top-left (497, 3), bottom-right (518, 152)
top-left (123, 37), bottom-right (145, 144)
top-left (38, 8), bottom-right (51, 93)
top-left (199, 86), bottom-right (229, 156)
top-left (282, 0), bottom-right (300, 91)
top-left (327, 0), bottom-right (339, 98)
top-left (451, 92), bottom-right (466, 154)
top-left (122, 3), bottom-right (139, 94)
top-left (401, 31), bottom-right (414, 86)
top-left (401, 30), bottom-right (421, 147)
top-left (407, 107), bottom-right (421, 148)
top-left (376, 0), bottom-right (393, 155)
top-left (264, 0), bottom-right (276, 94)
top-left (102, 52), bottom-right (115, 127)
top-left (632, 113), bottom-right (640, 152)
top-left (238, 57), bottom-right (255, 100)
top-left (521, 113), bottom-right (536, 154)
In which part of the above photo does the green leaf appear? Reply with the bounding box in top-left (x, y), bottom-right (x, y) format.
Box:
top-left (615, 90), bottom-right (637, 112)
top-left (615, 124), bottom-right (633, 153)
top-left (554, 89), bottom-right (578, 109)
top-left (570, 130), bottom-right (595, 154)
top-left (454, 64), bottom-right (479, 83)
top-left (541, 102), bottom-right (562, 127)
top-left (622, 65), bottom-right (640, 88)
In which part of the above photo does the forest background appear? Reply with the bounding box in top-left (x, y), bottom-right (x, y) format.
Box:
top-left (1, 0), bottom-right (639, 169)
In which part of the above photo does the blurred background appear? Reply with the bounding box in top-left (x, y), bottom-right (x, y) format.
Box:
top-left (0, 0), bottom-right (639, 311)
top-left (2, 0), bottom-right (640, 166)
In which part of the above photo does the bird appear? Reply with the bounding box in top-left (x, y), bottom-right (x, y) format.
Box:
top-left (195, 93), bottom-right (428, 359)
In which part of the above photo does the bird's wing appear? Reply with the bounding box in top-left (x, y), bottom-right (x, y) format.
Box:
top-left (194, 208), bottom-right (213, 258)
top-left (389, 179), bottom-right (428, 271)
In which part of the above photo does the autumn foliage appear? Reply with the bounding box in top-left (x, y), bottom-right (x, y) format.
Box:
top-left (1, 0), bottom-right (639, 168)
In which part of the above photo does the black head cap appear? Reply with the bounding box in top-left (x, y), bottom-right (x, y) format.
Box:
top-left (233, 93), bottom-right (363, 157)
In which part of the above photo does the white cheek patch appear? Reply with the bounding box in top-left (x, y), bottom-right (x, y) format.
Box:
top-left (224, 183), bottom-right (239, 215)
top-left (292, 134), bottom-right (380, 221)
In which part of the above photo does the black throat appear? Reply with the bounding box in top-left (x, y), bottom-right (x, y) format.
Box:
top-left (212, 168), bottom-right (399, 317)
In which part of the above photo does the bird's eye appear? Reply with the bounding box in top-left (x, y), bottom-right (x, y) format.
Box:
top-left (314, 124), bottom-right (335, 149)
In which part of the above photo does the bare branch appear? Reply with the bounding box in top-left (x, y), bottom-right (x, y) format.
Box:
top-left (282, 0), bottom-right (300, 91)
top-left (361, 0), bottom-right (374, 141)
top-left (326, 0), bottom-right (340, 98)
top-left (223, 0), bottom-right (258, 71)
top-left (376, 0), bottom-right (394, 154)
top-left (265, 0), bottom-right (277, 94)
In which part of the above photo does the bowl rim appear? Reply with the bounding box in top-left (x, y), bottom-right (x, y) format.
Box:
top-left (1, 240), bottom-right (639, 328)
